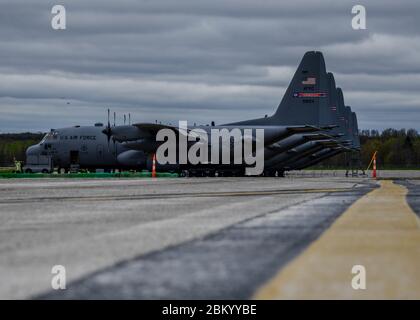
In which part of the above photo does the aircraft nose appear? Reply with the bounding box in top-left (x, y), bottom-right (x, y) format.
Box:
top-left (26, 144), bottom-right (41, 156)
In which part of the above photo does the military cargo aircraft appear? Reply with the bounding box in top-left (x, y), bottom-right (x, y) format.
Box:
top-left (277, 76), bottom-right (360, 172)
top-left (104, 51), bottom-right (349, 176)
top-left (24, 51), bottom-right (360, 176)
top-left (24, 114), bottom-right (148, 173)
top-left (262, 69), bottom-right (347, 174)
top-left (278, 70), bottom-right (363, 173)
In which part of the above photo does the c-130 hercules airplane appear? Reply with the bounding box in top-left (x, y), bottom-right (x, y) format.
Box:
top-left (24, 51), bottom-right (360, 176)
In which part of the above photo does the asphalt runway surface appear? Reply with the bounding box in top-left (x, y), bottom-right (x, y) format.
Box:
top-left (0, 174), bottom-right (419, 299)
top-left (398, 179), bottom-right (420, 218)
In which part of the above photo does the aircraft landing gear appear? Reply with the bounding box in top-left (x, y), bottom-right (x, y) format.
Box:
top-left (263, 170), bottom-right (276, 177)
top-left (179, 170), bottom-right (188, 177)
top-left (262, 170), bottom-right (284, 177)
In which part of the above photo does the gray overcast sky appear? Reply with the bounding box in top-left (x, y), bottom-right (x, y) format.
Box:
top-left (0, 0), bottom-right (419, 132)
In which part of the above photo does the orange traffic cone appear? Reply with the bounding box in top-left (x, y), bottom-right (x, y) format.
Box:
top-left (366, 151), bottom-right (377, 179)
top-left (152, 153), bottom-right (156, 178)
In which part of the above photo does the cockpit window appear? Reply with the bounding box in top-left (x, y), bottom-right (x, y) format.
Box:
top-left (40, 134), bottom-right (48, 144)
top-left (40, 131), bottom-right (58, 143)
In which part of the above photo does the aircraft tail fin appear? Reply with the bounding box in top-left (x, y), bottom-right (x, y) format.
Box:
top-left (324, 72), bottom-right (340, 132)
top-left (272, 51), bottom-right (328, 126)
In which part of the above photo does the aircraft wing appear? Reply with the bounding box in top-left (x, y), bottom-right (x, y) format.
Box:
top-left (132, 123), bottom-right (190, 137)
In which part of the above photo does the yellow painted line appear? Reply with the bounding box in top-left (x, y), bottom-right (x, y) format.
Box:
top-left (254, 180), bottom-right (420, 299)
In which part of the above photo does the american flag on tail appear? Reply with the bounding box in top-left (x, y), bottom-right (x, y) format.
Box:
top-left (302, 77), bottom-right (316, 85)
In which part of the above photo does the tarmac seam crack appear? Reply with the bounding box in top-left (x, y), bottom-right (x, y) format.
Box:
top-left (0, 186), bottom-right (374, 204)
top-left (0, 178), bottom-right (239, 192)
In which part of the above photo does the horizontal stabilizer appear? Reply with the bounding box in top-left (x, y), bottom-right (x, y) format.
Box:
top-left (303, 133), bottom-right (333, 141)
top-left (318, 140), bottom-right (341, 147)
top-left (320, 124), bottom-right (339, 130)
top-left (331, 133), bottom-right (345, 138)
top-left (286, 125), bottom-right (320, 134)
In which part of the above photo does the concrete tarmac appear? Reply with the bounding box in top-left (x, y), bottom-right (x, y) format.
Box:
top-left (0, 174), bottom-right (418, 299)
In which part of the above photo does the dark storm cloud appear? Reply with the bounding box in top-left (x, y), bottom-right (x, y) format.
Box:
top-left (0, 0), bottom-right (419, 132)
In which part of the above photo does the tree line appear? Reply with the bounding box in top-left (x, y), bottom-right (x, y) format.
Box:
top-left (319, 128), bottom-right (420, 169)
top-left (0, 133), bottom-right (44, 166)
top-left (0, 129), bottom-right (419, 169)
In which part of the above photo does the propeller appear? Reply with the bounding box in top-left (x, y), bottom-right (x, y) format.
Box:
top-left (124, 114), bottom-right (126, 125)
top-left (112, 111), bottom-right (118, 159)
top-left (112, 136), bottom-right (117, 160)
top-left (101, 109), bottom-right (118, 159)
top-left (102, 108), bottom-right (113, 149)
